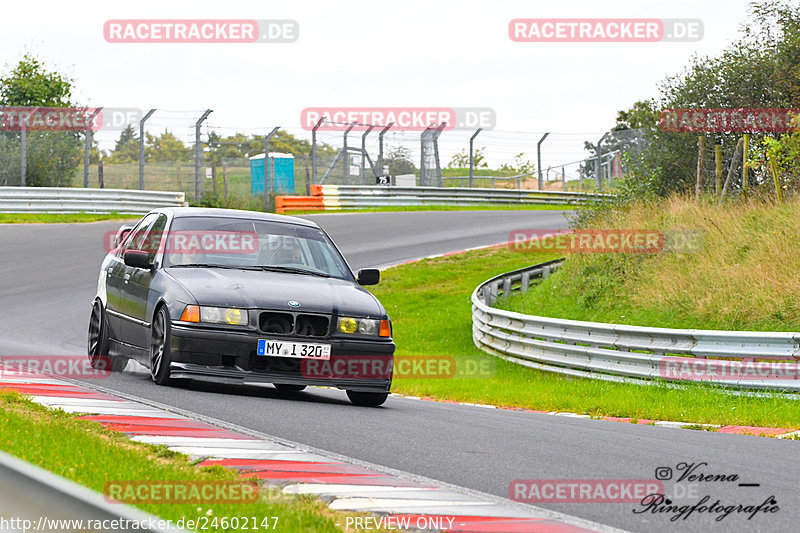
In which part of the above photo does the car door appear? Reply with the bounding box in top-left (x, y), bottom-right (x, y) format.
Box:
top-left (122, 213), bottom-right (168, 350)
top-left (106, 216), bottom-right (153, 343)
top-left (116, 213), bottom-right (159, 348)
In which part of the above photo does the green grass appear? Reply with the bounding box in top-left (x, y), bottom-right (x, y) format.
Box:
top-left (0, 392), bottom-right (370, 532)
top-left (368, 246), bottom-right (800, 428)
top-left (0, 213), bottom-right (138, 224)
top-left (497, 197), bottom-right (800, 332)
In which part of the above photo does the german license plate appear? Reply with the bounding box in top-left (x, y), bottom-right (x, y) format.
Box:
top-left (257, 339), bottom-right (331, 360)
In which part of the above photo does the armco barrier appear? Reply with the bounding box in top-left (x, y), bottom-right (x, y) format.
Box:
top-left (0, 187), bottom-right (187, 215)
top-left (472, 259), bottom-right (800, 393)
top-left (275, 185), bottom-right (611, 213)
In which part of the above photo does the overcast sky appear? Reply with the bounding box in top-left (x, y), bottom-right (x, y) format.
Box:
top-left (1, 0), bottom-right (756, 173)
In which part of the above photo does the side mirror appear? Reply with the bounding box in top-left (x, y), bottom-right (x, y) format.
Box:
top-left (124, 250), bottom-right (152, 270)
top-left (114, 225), bottom-right (134, 248)
top-left (357, 268), bottom-right (380, 286)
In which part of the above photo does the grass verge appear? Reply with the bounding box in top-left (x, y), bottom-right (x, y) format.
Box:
top-left (0, 213), bottom-right (137, 224)
top-left (497, 196), bottom-right (800, 331)
top-left (369, 245), bottom-right (800, 429)
top-left (0, 391), bottom-right (374, 532)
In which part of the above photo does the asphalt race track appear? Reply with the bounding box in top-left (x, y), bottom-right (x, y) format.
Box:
top-left (1, 210), bottom-right (798, 533)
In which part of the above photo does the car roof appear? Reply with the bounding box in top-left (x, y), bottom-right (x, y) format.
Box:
top-left (154, 207), bottom-right (320, 228)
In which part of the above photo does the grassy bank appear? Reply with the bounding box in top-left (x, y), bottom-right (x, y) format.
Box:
top-left (369, 244), bottom-right (800, 428)
top-left (0, 392), bottom-right (368, 532)
top-left (497, 196), bottom-right (800, 331)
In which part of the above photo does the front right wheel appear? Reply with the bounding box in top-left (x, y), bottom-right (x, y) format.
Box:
top-left (346, 390), bottom-right (389, 407)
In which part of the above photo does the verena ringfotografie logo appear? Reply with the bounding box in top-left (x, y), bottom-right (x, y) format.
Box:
top-left (0, 107), bottom-right (142, 132)
top-left (104, 20), bottom-right (298, 43)
top-left (509, 19), bottom-right (703, 43)
top-left (300, 108), bottom-right (496, 131)
top-left (510, 479), bottom-right (664, 503)
top-left (660, 357), bottom-right (800, 381)
top-left (509, 229), bottom-right (703, 254)
top-left (660, 108), bottom-right (800, 133)
top-left (0, 355), bottom-right (111, 379)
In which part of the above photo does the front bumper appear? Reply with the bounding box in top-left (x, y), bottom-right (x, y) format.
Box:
top-left (169, 324), bottom-right (394, 393)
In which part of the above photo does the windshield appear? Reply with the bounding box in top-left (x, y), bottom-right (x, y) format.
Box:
top-left (161, 216), bottom-right (352, 280)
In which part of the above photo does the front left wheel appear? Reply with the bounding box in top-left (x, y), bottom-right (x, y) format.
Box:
top-left (150, 306), bottom-right (174, 385)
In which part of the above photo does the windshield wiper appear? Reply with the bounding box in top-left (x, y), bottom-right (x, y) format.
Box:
top-left (255, 265), bottom-right (331, 278)
top-left (170, 263), bottom-right (246, 269)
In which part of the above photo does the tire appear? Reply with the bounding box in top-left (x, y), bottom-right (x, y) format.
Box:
top-left (346, 390), bottom-right (389, 407)
top-left (88, 300), bottom-right (129, 372)
top-left (274, 384), bottom-right (306, 392)
top-left (150, 306), bottom-right (174, 385)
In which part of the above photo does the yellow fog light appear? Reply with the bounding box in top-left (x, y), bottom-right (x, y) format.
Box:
top-left (338, 317), bottom-right (358, 334)
top-left (225, 308), bottom-right (244, 325)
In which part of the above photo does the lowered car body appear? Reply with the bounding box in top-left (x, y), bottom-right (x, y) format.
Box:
top-left (88, 207), bottom-right (394, 407)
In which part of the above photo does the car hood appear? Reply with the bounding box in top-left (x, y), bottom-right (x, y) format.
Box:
top-left (165, 268), bottom-right (385, 317)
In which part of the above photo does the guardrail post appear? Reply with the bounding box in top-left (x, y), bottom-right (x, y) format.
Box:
top-left (194, 109), bottom-right (213, 201)
top-left (542, 265), bottom-right (550, 279)
top-left (520, 271), bottom-right (530, 292)
top-left (139, 109), bottom-right (156, 190)
top-left (83, 107), bottom-right (102, 188)
top-left (469, 128), bottom-right (482, 188)
top-left (264, 126), bottom-right (280, 211)
top-left (311, 116), bottom-right (325, 185)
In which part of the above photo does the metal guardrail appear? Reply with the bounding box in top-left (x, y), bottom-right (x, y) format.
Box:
top-left (471, 259), bottom-right (800, 393)
top-left (0, 187), bottom-right (187, 214)
top-left (317, 185), bottom-right (612, 208)
top-left (0, 450), bottom-right (182, 532)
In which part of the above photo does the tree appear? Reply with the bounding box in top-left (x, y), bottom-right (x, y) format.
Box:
top-left (385, 146), bottom-right (417, 175)
top-left (0, 54), bottom-right (81, 186)
top-left (106, 124), bottom-right (139, 163)
top-left (447, 147), bottom-right (487, 169)
top-left (607, 0), bottom-right (800, 197)
top-left (146, 130), bottom-right (191, 162)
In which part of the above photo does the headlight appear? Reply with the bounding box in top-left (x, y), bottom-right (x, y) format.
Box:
top-left (180, 305), bottom-right (248, 326)
top-left (201, 307), bottom-right (248, 326)
top-left (337, 317), bottom-right (391, 337)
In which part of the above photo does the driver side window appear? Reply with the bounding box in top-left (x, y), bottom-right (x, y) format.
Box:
top-left (123, 214), bottom-right (158, 254)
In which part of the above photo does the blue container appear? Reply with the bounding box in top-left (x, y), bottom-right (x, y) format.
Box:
top-left (250, 153), bottom-right (295, 196)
